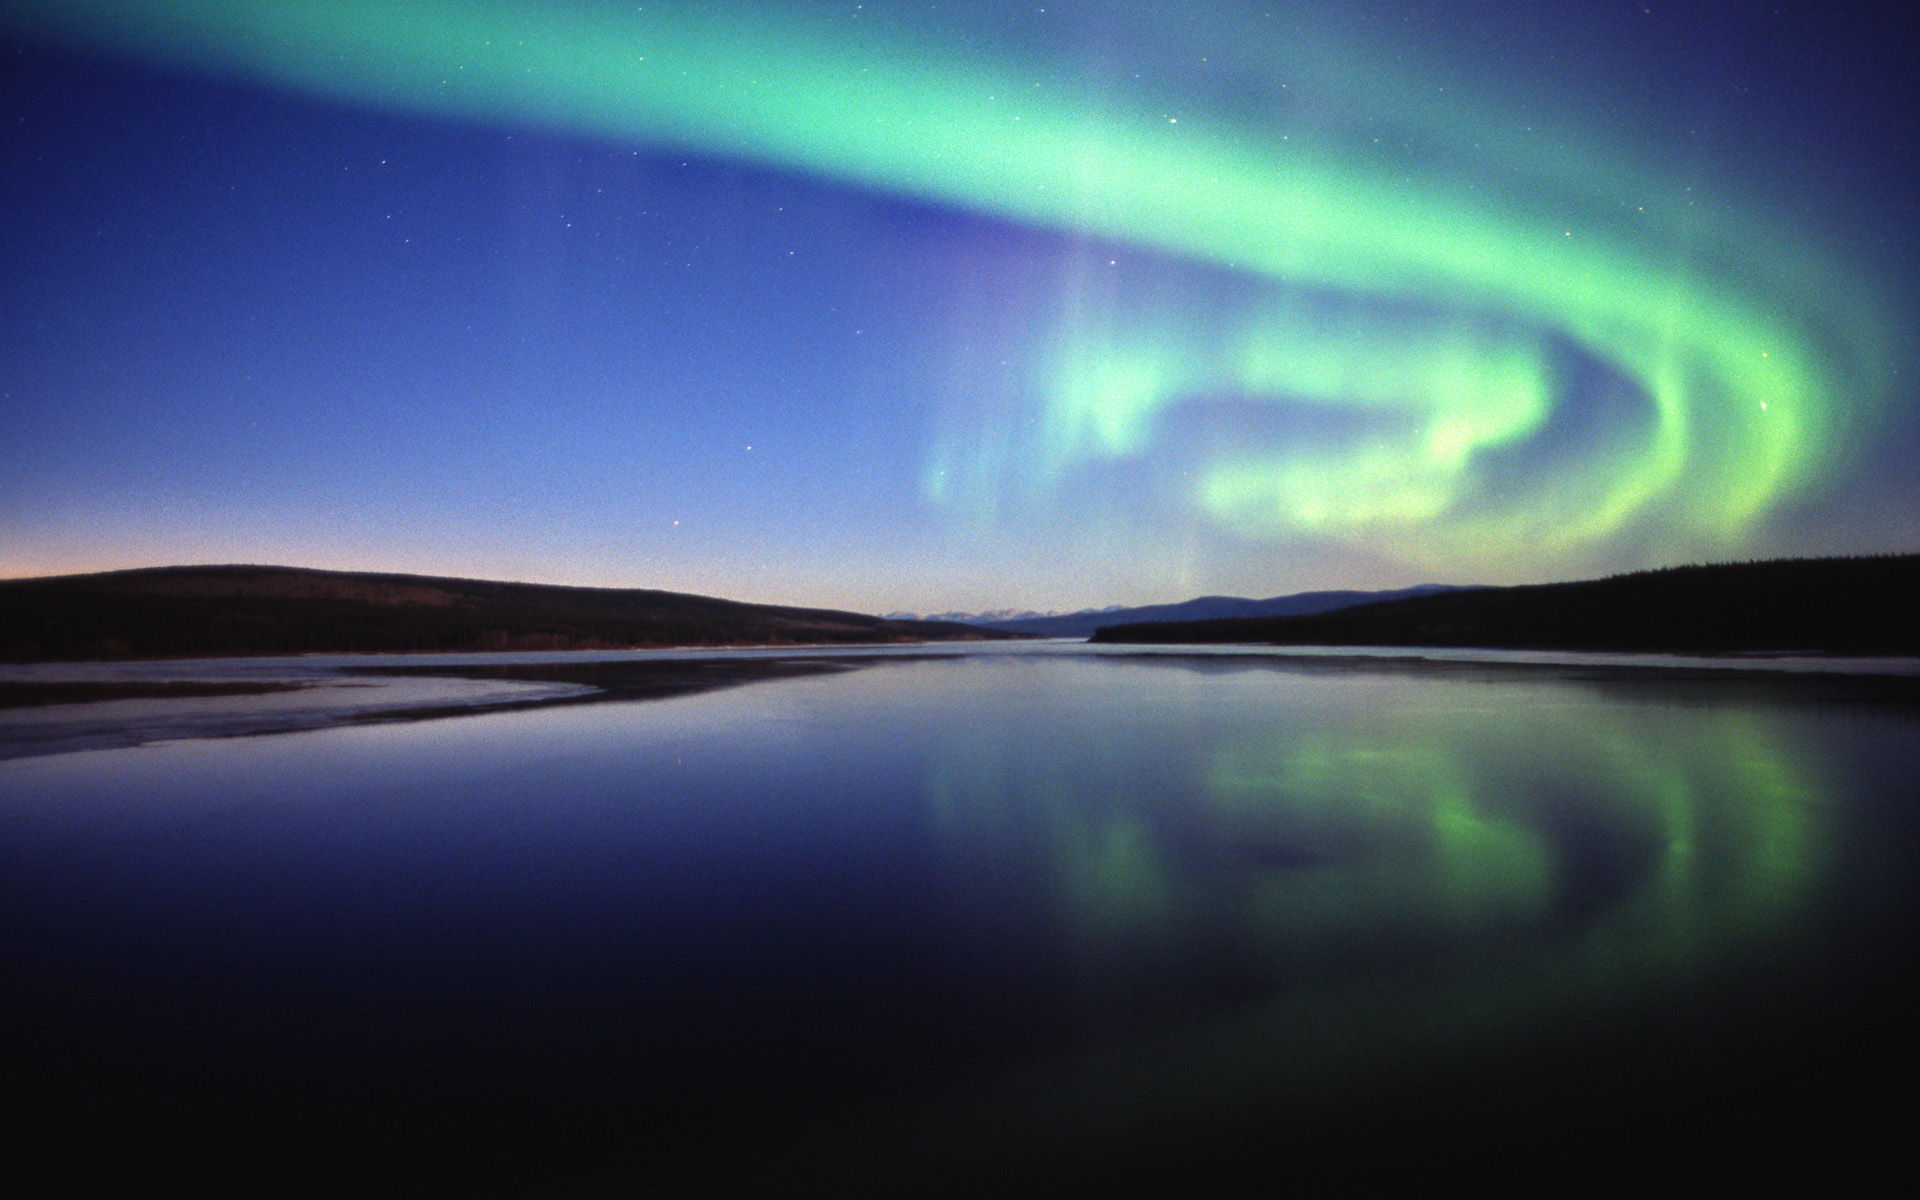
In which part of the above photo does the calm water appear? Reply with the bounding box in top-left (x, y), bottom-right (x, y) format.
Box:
top-left (3, 649), bottom-right (1917, 1190)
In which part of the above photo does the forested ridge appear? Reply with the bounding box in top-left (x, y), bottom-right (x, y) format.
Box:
top-left (1091, 554), bottom-right (1920, 654)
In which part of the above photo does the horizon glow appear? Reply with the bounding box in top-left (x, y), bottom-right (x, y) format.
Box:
top-left (0, 0), bottom-right (1901, 595)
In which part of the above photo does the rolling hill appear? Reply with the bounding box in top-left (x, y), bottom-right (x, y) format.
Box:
top-left (0, 565), bottom-right (1019, 661)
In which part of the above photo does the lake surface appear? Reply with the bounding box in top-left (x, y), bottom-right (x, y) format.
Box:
top-left (4, 646), bottom-right (1917, 1190)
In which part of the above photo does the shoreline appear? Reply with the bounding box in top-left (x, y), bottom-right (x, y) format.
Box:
top-left (4, 643), bottom-right (1918, 763)
top-left (0, 656), bottom-right (865, 762)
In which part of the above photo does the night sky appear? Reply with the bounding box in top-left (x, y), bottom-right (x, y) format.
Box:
top-left (4, 1), bottom-right (1916, 614)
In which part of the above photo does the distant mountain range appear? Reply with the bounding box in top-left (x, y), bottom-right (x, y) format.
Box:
top-left (883, 606), bottom-right (1098, 625)
top-left (1091, 554), bottom-right (1920, 655)
top-left (0, 565), bottom-right (1020, 662)
top-left (893, 584), bottom-right (1469, 640)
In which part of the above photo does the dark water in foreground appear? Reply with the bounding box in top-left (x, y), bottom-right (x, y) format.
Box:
top-left (3, 650), bottom-right (1917, 1191)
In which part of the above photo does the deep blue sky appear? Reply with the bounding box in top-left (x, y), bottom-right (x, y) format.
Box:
top-left (4, 1), bottom-right (1916, 613)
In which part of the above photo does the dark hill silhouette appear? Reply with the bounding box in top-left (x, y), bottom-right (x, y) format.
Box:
top-left (0, 565), bottom-right (1019, 662)
top-left (1091, 554), bottom-right (1920, 655)
top-left (975, 584), bottom-right (1467, 638)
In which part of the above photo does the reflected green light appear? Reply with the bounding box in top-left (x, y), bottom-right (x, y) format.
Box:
top-left (910, 672), bottom-right (1831, 1153)
top-left (1214, 732), bottom-right (1557, 938)
top-left (5, 1), bottom-right (1891, 572)
top-left (1203, 702), bottom-right (1822, 981)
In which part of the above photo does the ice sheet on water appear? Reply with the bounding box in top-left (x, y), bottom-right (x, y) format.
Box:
top-left (0, 667), bottom-right (594, 761)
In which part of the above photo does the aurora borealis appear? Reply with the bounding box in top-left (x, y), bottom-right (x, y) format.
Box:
top-left (2, 1), bottom-right (1914, 608)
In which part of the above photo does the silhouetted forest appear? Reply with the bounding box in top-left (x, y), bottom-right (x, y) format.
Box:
top-left (0, 565), bottom-right (1017, 662)
top-left (1091, 554), bottom-right (1920, 654)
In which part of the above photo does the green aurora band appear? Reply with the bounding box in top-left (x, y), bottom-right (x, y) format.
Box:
top-left (6, 0), bottom-right (1892, 572)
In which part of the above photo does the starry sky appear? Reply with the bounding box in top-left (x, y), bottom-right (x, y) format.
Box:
top-left (4, 1), bottom-right (1916, 614)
